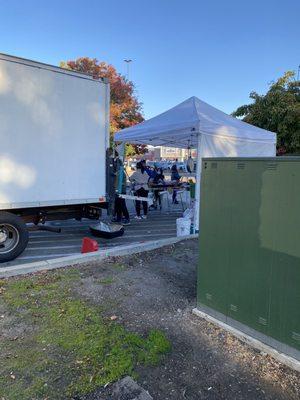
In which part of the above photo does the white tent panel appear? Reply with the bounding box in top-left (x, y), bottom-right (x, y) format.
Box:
top-left (115, 96), bottom-right (276, 152)
top-left (115, 96), bottom-right (277, 232)
top-left (200, 133), bottom-right (276, 158)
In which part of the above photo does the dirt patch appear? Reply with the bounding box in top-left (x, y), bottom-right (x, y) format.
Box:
top-left (1, 238), bottom-right (299, 400)
top-left (77, 240), bottom-right (300, 400)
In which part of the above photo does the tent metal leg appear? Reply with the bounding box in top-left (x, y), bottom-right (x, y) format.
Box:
top-left (194, 133), bottom-right (202, 233)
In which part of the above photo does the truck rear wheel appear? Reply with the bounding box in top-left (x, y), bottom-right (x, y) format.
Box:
top-left (0, 212), bottom-right (29, 263)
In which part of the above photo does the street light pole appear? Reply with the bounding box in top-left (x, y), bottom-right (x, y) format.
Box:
top-left (124, 59), bottom-right (132, 81)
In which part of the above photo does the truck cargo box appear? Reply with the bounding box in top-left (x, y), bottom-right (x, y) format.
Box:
top-left (0, 53), bottom-right (109, 210)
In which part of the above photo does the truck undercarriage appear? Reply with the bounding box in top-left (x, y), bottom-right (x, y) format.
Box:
top-left (0, 202), bottom-right (107, 263)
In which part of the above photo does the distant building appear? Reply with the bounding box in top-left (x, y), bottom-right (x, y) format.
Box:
top-left (136, 146), bottom-right (197, 162)
top-left (154, 146), bottom-right (197, 161)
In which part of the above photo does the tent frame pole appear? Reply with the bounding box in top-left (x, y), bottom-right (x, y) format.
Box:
top-left (194, 132), bottom-right (202, 233)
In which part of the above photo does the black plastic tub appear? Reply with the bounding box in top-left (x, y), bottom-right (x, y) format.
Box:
top-left (89, 223), bottom-right (124, 239)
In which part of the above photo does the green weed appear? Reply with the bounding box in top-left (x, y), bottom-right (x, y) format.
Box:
top-left (0, 266), bottom-right (170, 399)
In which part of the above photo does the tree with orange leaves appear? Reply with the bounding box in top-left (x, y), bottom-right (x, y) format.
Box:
top-left (60, 57), bottom-right (145, 154)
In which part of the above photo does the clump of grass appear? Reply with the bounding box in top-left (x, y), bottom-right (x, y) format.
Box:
top-left (96, 276), bottom-right (115, 285)
top-left (0, 267), bottom-right (170, 399)
top-left (111, 262), bottom-right (126, 271)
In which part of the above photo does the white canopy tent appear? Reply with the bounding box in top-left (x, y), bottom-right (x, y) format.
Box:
top-left (115, 96), bottom-right (276, 231)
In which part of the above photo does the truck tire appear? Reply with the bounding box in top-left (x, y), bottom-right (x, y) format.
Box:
top-left (0, 212), bottom-right (29, 263)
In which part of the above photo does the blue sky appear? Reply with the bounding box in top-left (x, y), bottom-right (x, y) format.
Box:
top-left (1, 0), bottom-right (299, 119)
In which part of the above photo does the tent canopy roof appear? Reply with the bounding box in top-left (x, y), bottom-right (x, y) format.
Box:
top-left (115, 96), bottom-right (276, 149)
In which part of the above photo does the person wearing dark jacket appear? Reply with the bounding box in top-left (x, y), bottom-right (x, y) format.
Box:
top-left (171, 164), bottom-right (180, 204)
top-left (152, 167), bottom-right (165, 209)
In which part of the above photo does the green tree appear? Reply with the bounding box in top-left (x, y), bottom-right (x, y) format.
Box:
top-left (232, 71), bottom-right (300, 154)
top-left (60, 57), bottom-right (146, 156)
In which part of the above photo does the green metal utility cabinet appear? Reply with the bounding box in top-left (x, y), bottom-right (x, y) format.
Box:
top-left (197, 158), bottom-right (300, 360)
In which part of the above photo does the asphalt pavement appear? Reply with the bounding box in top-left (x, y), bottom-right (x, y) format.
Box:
top-left (1, 204), bottom-right (184, 268)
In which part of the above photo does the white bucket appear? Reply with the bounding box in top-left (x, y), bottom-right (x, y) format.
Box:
top-left (176, 217), bottom-right (191, 237)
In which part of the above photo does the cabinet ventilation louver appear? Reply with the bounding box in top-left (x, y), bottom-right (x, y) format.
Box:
top-left (266, 163), bottom-right (278, 171)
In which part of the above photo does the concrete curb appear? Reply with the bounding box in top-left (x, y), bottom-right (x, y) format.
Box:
top-left (0, 235), bottom-right (198, 278)
top-left (192, 308), bottom-right (300, 373)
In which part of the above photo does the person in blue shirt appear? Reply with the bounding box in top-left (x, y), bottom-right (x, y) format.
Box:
top-left (141, 159), bottom-right (157, 180)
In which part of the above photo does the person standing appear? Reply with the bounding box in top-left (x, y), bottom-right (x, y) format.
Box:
top-left (171, 164), bottom-right (181, 204)
top-left (112, 151), bottom-right (130, 225)
top-left (152, 167), bottom-right (165, 210)
top-left (129, 161), bottom-right (149, 219)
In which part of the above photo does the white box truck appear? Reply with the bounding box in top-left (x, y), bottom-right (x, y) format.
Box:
top-left (0, 54), bottom-right (110, 262)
